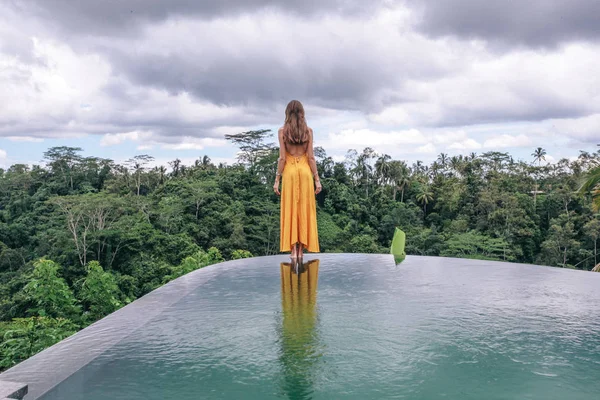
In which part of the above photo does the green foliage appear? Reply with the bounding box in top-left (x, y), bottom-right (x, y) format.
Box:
top-left (23, 259), bottom-right (80, 319)
top-left (1, 142), bottom-right (600, 371)
top-left (441, 231), bottom-right (516, 261)
top-left (579, 165), bottom-right (600, 212)
top-left (77, 261), bottom-right (121, 322)
top-left (406, 228), bottom-right (445, 256)
top-left (539, 213), bottom-right (581, 268)
top-left (231, 249), bottom-right (254, 259)
top-left (316, 210), bottom-right (343, 252)
top-left (0, 317), bottom-right (77, 369)
top-left (348, 234), bottom-right (382, 254)
top-left (163, 247), bottom-right (224, 283)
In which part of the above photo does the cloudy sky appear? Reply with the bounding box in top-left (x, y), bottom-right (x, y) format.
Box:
top-left (1, 0), bottom-right (599, 169)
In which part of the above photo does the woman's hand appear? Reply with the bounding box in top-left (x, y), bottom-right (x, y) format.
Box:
top-left (315, 179), bottom-right (322, 195)
top-left (273, 179), bottom-right (280, 196)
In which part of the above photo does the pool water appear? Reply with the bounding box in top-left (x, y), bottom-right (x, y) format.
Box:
top-left (37, 254), bottom-right (600, 399)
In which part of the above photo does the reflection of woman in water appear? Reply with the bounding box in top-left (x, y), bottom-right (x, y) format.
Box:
top-left (273, 100), bottom-right (321, 260)
top-left (279, 259), bottom-right (321, 399)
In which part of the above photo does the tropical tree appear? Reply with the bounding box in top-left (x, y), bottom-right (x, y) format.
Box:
top-left (357, 147), bottom-right (377, 198)
top-left (77, 261), bottom-right (121, 322)
top-left (43, 146), bottom-right (83, 192)
top-left (374, 154), bottom-right (392, 186)
top-left (437, 153), bottom-right (449, 170)
top-left (449, 156), bottom-right (463, 177)
top-left (584, 218), bottom-right (600, 268)
top-left (579, 165), bottom-right (600, 212)
top-left (224, 129), bottom-right (274, 172)
top-left (532, 147), bottom-right (547, 166)
top-left (0, 317), bottom-right (77, 370)
top-left (23, 259), bottom-right (80, 319)
top-left (531, 147), bottom-right (547, 205)
top-left (125, 155), bottom-right (155, 196)
top-left (415, 184), bottom-right (434, 215)
top-left (389, 161), bottom-right (410, 202)
top-left (539, 213), bottom-right (580, 268)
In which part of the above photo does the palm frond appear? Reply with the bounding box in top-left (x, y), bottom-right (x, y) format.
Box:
top-left (579, 166), bottom-right (600, 193)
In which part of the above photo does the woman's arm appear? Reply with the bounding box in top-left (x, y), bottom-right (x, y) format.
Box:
top-left (306, 129), bottom-right (318, 177)
top-left (306, 128), bottom-right (322, 194)
top-left (273, 128), bottom-right (286, 195)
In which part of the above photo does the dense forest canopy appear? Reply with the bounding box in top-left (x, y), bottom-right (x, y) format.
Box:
top-left (0, 131), bottom-right (599, 370)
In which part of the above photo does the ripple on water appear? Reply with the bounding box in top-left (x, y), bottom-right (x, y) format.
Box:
top-left (31, 255), bottom-right (600, 400)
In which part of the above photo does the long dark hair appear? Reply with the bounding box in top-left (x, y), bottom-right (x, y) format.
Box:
top-left (283, 100), bottom-right (309, 144)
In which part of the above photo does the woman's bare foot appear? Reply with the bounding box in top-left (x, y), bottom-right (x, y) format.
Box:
top-left (297, 243), bottom-right (304, 259)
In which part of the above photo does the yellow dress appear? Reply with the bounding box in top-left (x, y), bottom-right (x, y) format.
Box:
top-left (280, 153), bottom-right (320, 253)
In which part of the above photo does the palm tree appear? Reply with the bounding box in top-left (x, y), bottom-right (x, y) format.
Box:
top-left (390, 161), bottom-right (411, 202)
top-left (531, 147), bottom-right (547, 206)
top-left (412, 160), bottom-right (426, 180)
top-left (449, 156), bottom-right (463, 177)
top-left (437, 153), bottom-right (448, 170)
top-left (374, 154), bottom-right (392, 186)
top-left (344, 150), bottom-right (360, 185)
top-left (416, 184), bottom-right (434, 216)
top-left (169, 158), bottom-right (182, 177)
top-left (388, 161), bottom-right (406, 201)
top-left (430, 161), bottom-right (441, 179)
top-left (152, 165), bottom-right (168, 185)
top-left (579, 165), bottom-right (600, 212)
top-left (357, 147), bottom-right (376, 198)
top-left (532, 147), bottom-right (547, 166)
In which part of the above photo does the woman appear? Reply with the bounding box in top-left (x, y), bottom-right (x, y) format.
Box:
top-left (273, 100), bottom-right (321, 259)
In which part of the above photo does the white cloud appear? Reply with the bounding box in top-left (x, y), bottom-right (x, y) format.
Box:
top-left (432, 130), bottom-right (469, 144)
top-left (368, 43), bottom-right (600, 128)
top-left (484, 134), bottom-right (533, 149)
top-left (323, 128), bottom-right (427, 149)
top-left (448, 138), bottom-right (482, 150)
top-left (161, 137), bottom-right (227, 151)
top-left (4, 136), bottom-right (44, 142)
top-left (101, 131), bottom-right (152, 146)
top-left (0, 37), bottom-right (112, 134)
top-left (416, 143), bottom-right (437, 154)
top-left (102, 131), bottom-right (228, 151)
top-left (547, 113), bottom-right (600, 144)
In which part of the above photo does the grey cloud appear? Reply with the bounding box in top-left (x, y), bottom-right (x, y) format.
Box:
top-left (105, 48), bottom-right (422, 115)
top-left (436, 102), bottom-right (590, 128)
top-left (0, 103), bottom-right (268, 140)
top-left (14, 0), bottom-right (386, 36)
top-left (4, 0), bottom-right (600, 143)
top-left (412, 0), bottom-right (600, 47)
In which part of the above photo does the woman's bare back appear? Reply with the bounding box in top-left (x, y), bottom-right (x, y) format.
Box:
top-left (281, 126), bottom-right (311, 156)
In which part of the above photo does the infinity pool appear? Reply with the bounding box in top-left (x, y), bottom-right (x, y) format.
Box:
top-left (2, 254), bottom-right (600, 399)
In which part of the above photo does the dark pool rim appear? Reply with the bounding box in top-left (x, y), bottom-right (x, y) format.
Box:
top-left (0, 254), bottom-right (595, 399)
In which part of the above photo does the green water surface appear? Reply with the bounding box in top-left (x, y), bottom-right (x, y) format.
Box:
top-left (40, 254), bottom-right (600, 400)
